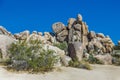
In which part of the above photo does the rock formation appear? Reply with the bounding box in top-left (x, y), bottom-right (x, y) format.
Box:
top-left (0, 14), bottom-right (115, 65)
top-left (52, 14), bottom-right (114, 62)
top-left (0, 26), bottom-right (15, 60)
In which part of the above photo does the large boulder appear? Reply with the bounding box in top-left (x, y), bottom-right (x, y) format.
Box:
top-left (88, 31), bottom-right (96, 39)
top-left (96, 33), bottom-right (105, 38)
top-left (81, 22), bottom-right (89, 36)
top-left (43, 44), bottom-right (71, 66)
top-left (61, 55), bottom-right (71, 66)
top-left (68, 28), bottom-right (74, 43)
top-left (77, 14), bottom-right (82, 22)
top-left (0, 35), bottom-right (15, 60)
top-left (26, 31), bottom-right (38, 42)
top-left (94, 54), bottom-right (112, 65)
top-left (0, 26), bottom-right (15, 39)
top-left (56, 29), bottom-right (68, 42)
top-left (52, 22), bottom-right (66, 34)
top-left (87, 42), bottom-right (94, 53)
top-left (73, 24), bottom-right (82, 31)
top-left (14, 30), bottom-right (30, 40)
top-left (68, 18), bottom-right (76, 29)
top-left (82, 36), bottom-right (88, 47)
top-left (44, 32), bottom-right (56, 44)
top-left (68, 42), bottom-right (84, 61)
top-left (92, 38), bottom-right (103, 49)
top-left (0, 26), bottom-right (11, 35)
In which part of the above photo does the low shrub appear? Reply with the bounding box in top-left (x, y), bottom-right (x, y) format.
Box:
top-left (53, 42), bottom-right (68, 51)
top-left (6, 40), bottom-right (58, 72)
top-left (0, 49), bottom-right (2, 59)
top-left (112, 57), bottom-right (120, 66)
top-left (69, 58), bottom-right (92, 70)
top-left (112, 50), bottom-right (120, 66)
top-left (28, 49), bottom-right (58, 72)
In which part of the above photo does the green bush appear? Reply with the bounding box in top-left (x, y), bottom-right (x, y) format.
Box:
top-left (112, 57), bottom-right (120, 66)
top-left (112, 50), bottom-right (120, 66)
top-left (28, 49), bottom-right (58, 72)
top-left (7, 40), bottom-right (58, 72)
top-left (114, 45), bottom-right (120, 50)
top-left (0, 49), bottom-right (2, 59)
top-left (69, 58), bottom-right (92, 70)
top-left (53, 42), bottom-right (68, 51)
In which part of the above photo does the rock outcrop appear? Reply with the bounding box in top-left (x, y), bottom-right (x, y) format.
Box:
top-left (0, 14), bottom-right (115, 65)
top-left (52, 14), bottom-right (114, 62)
top-left (94, 54), bottom-right (112, 65)
top-left (14, 31), bottom-right (56, 45)
top-left (0, 26), bottom-right (15, 60)
top-left (0, 35), bottom-right (15, 60)
top-left (68, 42), bottom-right (84, 61)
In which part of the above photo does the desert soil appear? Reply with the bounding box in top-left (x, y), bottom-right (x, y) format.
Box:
top-left (0, 65), bottom-right (120, 80)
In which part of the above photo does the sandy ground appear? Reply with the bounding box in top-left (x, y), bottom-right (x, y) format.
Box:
top-left (0, 65), bottom-right (120, 80)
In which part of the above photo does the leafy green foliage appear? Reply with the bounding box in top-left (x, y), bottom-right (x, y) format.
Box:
top-left (112, 50), bottom-right (120, 66)
top-left (28, 49), bottom-right (58, 72)
top-left (7, 40), bottom-right (58, 72)
top-left (0, 49), bottom-right (2, 59)
top-left (69, 58), bottom-right (92, 70)
top-left (53, 42), bottom-right (68, 51)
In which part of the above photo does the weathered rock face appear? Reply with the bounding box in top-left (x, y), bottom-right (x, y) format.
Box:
top-left (52, 14), bottom-right (114, 61)
top-left (57, 30), bottom-right (68, 42)
top-left (52, 22), bottom-right (66, 34)
top-left (0, 14), bottom-right (115, 65)
top-left (14, 30), bottom-right (30, 40)
top-left (14, 30), bottom-right (57, 45)
top-left (0, 26), bottom-right (15, 38)
top-left (94, 54), bottom-right (112, 65)
top-left (0, 27), bottom-right (16, 60)
top-left (88, 31), bottom-right (96, 39)
top-left (43, 44), bottom-right (71, 66)
top-left (52, 22), bottom-right (68, 42)
top-left (77, 14), bottom-right (82, 22)
top-left (68, 18), bottom-right (76, 29)
top-left (96, 33), bottom-right (105, 38)
top-left (68, 42), bottom-right (84, 61)
top-left (0, 35), bottom-right (15, 60)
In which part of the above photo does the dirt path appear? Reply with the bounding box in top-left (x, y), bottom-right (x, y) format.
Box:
top-left (0, 65), bottom-right (120, 80)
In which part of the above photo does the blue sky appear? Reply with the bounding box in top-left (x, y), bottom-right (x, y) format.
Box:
top-left (0, 0), bottom-right (120, 44)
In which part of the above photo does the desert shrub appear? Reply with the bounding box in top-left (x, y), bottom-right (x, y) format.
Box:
top-left (112, 50), bottom-right (120, 66)
top-left (112, 50), bottom-right (120, 58)
top-left (114, 45), bottom-right (120, 50)
top-left (87, 55), bottom-right (104, 64)
top-left (0, 49), bottom-right (2, 59)
top-left (53, 42), bottom-right (68, 51)
top-left (69, 58), bottom-right (92, 70)
top-left (28, 49), bottom-right (58, 72)
top-left (6, 40), bottom-right (58, 72)
top-left (112, 57), bottom-right (120, 66)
